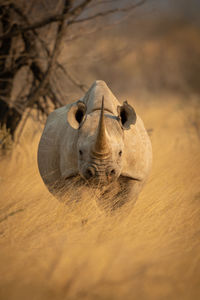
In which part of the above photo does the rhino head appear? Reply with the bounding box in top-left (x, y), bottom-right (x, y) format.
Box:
top-left (38, 80), bottom-right (152, 204)
top-left (67, 96), bottom-right (136, 186)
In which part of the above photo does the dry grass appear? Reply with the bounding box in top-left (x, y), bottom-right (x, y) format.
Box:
top-left (0, 94), bottom-right (200, 300)
top-left (0, 126), bottom-right (13, 155)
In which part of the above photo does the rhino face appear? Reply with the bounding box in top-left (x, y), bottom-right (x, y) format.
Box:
top-left (67, 97), bottom-right (136, 186)
top-left (77, 113), bottom-right (124, 185)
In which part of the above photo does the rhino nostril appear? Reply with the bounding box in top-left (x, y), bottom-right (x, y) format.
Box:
top-left (85, 167), bottom-right (95, 179)
top-left (108, 169), bottom-right (116, 179)
top-left (110, 169), bottom-right (115, 175)
top-left (106, 168), bottom-right (116, 179)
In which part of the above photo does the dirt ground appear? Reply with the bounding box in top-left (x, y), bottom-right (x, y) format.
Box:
top-left (0, 92), bottom-right (200, 300)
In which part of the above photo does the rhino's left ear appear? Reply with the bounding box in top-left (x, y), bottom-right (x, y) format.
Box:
top-left (117, 101), bottom-right (136, 130)
top-left (67, 101), bottom-right (87, 129)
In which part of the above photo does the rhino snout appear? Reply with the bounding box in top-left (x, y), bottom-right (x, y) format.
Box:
top-left (106, 167), bottom-right (116, 182)
top-left (84, 166), bottom-right (96, 180)
top-left (82, 165), bottom-right (117, 184)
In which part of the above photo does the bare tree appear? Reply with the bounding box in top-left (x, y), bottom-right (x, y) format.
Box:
top-left (0, 0), bottom-right (145, 143)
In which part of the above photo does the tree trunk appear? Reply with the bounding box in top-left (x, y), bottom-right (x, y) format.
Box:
top-left (0, 5), bottom-right (22, 138)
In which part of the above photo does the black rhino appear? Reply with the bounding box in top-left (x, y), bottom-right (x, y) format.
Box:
top-left (38, 80), bottom-right (152, 210)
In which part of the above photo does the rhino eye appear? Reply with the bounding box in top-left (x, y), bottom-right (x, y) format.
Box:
top-left (119, 150), bottom-right (122, 156)
top-left (79, 150), bottom-right (83, 155)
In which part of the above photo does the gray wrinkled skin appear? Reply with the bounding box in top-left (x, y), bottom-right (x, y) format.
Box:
top-left (77, 111), bottom-right (123, 185)
top-left (38, 80), bottom-right (152, 210)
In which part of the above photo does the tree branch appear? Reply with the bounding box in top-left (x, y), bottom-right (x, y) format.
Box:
top-left (11, 3), bottom-right (51, 58)
top-left (64, 8), bottom-right (137, 43)
top-left (0, 0), bottom-right (93, 40)
top-left (57, 63), bottom-right (88, 92)
top-left (23, 1), bottom-right (70, 109)
top-left (0, 0), bottom-right (145, 39)
top-left (71, 0), bottom-right (146, 24)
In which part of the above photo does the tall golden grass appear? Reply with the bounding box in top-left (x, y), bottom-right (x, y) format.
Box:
top-left (0, 93), bottom-right (200, 300)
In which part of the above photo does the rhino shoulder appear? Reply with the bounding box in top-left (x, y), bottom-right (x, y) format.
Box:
top-left (38, 103), bottom-right (78, 189)
top-left (46, 104), bottom-right (70, 126)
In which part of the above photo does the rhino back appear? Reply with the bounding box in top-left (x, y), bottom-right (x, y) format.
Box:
top-left (82, 80), bottom-right (120, 115)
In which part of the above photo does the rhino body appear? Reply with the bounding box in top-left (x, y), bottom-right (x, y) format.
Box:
top-left (38, 81), bottom-right (152, 210)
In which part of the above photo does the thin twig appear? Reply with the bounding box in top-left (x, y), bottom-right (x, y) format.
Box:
top-left (58, 63), bottom-right (88, 92)
top-left (0, 0), bottom-right (145, 39)
top-left (65, 9), bottom-right (136, 43)
top-left (72, 0), bottom-right (146, 24)
top-left (0, 0), bottom-right (93, 39)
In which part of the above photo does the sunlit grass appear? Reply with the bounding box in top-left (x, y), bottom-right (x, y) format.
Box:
top-left (0, 95), bottom-right (200, 300)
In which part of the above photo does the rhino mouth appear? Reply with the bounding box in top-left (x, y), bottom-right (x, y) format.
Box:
top-left (121, 175), bottom-right (141, 182)
top-left (120, 172), bottom-right (142, 182)
top-left (64, 174), bottom-right (142, 186)
top-left (82, 176), bottom-right (113, 188)
top-left (64, 174), bottom-right (114, 187)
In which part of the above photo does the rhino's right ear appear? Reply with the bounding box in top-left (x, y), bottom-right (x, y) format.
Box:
top-left (67, 101), bottom-right (87, 129)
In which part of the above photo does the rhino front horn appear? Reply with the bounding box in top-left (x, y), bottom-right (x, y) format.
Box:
top-left (92, 96), bottom-right (110, 158)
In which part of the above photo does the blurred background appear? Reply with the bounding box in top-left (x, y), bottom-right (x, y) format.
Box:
top-left (65, 0), bottom-right (200, 98)
top-left (0, 0), bottom-right (200, 141)
top-left (0, 1), bottom-right (200, 300)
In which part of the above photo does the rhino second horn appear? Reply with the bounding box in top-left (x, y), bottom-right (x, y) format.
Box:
top-left (92, 96), bottom-right (110, 158)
